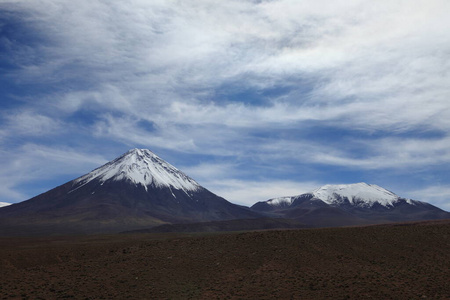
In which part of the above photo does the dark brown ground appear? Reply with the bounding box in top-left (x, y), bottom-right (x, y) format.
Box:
top-left (1, 220), bottom-right (449, 299)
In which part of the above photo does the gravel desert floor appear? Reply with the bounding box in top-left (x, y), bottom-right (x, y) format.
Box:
top-left (1, 220), bottom-right (449, 299)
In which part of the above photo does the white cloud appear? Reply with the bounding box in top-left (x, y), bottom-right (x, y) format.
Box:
top-left (0, 144), bottom-right (107, 203)
top-left (205, 179), bottom-right (321, 207)
top-left (92, 114), bottom-right (198, 152)
top-left (6, 0), bottom-right (450, 136)
top-left (2, 110), bottom-right (62, 137)
top-left (182, 160), bottom-right (321, 206)
top-left (182, 162), bottom-right (241, 182)
top-left (407, 185), bottom-right (450, 211)
top-left (0, 184), bottom-right (27, 204)
top-left (295, 135), bottom-right (450, 170)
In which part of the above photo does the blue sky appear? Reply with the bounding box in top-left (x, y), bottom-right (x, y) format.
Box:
top-left (1, 0), bottom-right (450, 210)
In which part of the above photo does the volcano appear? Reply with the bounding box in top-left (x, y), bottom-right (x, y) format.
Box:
top-left (251, 183), bottom-right (450, 227)
top-left (0, 149), bottom-right (258, 235)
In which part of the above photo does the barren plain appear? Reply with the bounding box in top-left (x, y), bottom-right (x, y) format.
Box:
top-left (1, 220), bottom-right (449, 299)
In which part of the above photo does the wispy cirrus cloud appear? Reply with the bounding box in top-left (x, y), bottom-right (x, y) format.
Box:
top-left (5, 0), bottom-right (449, 135)
top-left (0, 144), bottom-right (107, 202)
top-left (2, 110), bottom-right (63, 137)
top-left (1, 0), bottom-right (449, 208)
top-left (203, 179), bottom-right (321, 207)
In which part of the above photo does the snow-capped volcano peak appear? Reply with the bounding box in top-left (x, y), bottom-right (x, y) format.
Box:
top-left (73, 148), bottom-right (201, 191)
top-left (312, 182), bottom-right (405, 207)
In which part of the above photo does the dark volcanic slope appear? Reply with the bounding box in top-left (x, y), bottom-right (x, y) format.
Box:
top-left (0, 180), bottom-right (258, 236)
top-left (1, 220), bottom-right (449, 299)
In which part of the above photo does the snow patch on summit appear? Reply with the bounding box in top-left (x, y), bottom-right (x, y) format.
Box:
top-left (266, 197), bottom-right (294, 208)
top-left (312, 182), bottom-right (403, 207)
top-left (0, 202), bottom-right (12, 208)
top-left (73, 149), bottom-right (200, 192)
top-left (262, 182), bottom-right (414, 209)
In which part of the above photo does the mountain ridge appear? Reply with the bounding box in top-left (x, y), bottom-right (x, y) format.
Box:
top-left (251, 182), bottom-right (449, 227)
top-left (261, 182), bottom-right (419, 209)
top-left (0, 149), bottom-right (448, 236)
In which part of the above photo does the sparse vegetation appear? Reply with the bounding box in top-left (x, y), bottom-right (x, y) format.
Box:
top-left (1, 220), bottom-right (449, 299)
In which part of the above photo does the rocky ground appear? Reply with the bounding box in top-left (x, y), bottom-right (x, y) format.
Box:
top-left (1, 220), bottom-right (449, 299)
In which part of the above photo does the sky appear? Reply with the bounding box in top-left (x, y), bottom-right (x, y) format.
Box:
top-left (1, 0), bottom-right (450, 210)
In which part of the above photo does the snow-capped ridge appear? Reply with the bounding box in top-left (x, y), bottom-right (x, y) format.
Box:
top-left (0, 202), bottom-right (12, 208)
top-left (263, 182), bottom-right (414, 209)
top-left (72, 148), bottom-right (201, 192)
top-left (312, 182), bottom-right (410, 208)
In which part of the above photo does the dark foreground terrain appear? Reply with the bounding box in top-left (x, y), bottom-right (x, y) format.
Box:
top-left (1, 220), bottom-right (449, 299)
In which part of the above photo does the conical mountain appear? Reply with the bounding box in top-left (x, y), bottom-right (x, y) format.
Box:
top-left (0, 149), bottom-right (259, 236)
top-left (72, 148), bottom-right (201, 193)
